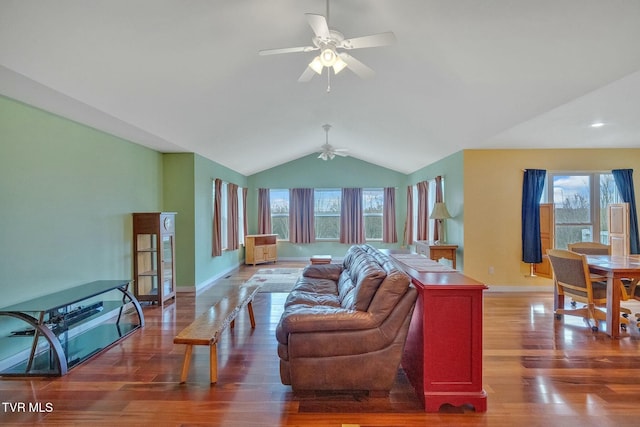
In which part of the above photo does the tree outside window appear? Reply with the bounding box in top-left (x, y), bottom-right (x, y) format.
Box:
top-left (270, 189), bottom-right (289, 240)
top-left (314, 189), bottom-right (341, 239)
top-left (549, 173), bottom-right (620, 249)
top-left (363, 189), bottom-right (383, 240)
top-left (270, 188), bottom-right (386, 241)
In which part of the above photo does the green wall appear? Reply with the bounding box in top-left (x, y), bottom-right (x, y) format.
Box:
top-left (0, 96), bottom-right (163, 306)
top-left (162, 153), bottom-right (249, 291)
top-left (408, 151), bottom-right (465, 270)
top-left (194, 154), bottom-right (247, 288)
top-left (247, 153), bottom-right (408, 258)
top-left (162, 153), bottom-right (195, 288)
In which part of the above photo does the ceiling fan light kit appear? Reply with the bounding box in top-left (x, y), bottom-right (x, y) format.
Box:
top-left (258, 0), bottom-right (396, 85)
top-left (317, 124), bottom-right (348, 161)
top-left (309, 51), bottom-right (347, 75)
top-left (258, 1), bottom-right (386, 159)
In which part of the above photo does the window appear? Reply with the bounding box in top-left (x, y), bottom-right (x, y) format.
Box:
top-left (411, 179), bottom-right (438, 242)
top-left (269, 188), bottom-right (386, 241)
top-left (220, 182), bottom-right (228, 250)
top-left (238, 186), bottom-right (244, 246)
top-left (315, 189), bottom-right (341, 240)
top-left (270, 189), bottom-right (289, 240)
top-left (363, 189), bottom-right (384, 240)
top-left (547, 172), bottom-right (621, 249)
top-left (213, 181), bottom-right (244, 250)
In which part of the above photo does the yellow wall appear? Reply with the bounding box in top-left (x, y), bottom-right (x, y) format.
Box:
top-left (463, 148), bottom-right (640, 290)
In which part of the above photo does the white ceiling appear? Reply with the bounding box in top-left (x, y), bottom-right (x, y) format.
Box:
top-left (1, 0), bottom-right (640, 175)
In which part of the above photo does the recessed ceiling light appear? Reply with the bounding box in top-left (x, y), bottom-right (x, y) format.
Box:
top-left (590, 122), bottom-right (605, 128)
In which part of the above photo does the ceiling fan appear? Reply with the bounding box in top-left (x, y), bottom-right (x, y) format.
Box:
top-left (259, 0), bottom-right (396, 84)
top-left (318, 124), bottom-right (348, 161)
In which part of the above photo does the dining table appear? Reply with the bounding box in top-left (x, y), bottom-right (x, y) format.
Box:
top-left (585, 254), bottom-right (640, 339)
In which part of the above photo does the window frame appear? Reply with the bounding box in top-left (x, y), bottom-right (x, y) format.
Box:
top-left (545, 171), bottom-right (621, 248)
top-left (269, 188), bottom-right (290, 241)
top-left (411, 179), bottom-right (438, 243)
top-left (237, 186), bottom-right (244, 246)
top-left (269, 187), bottom-right (388, 242)
top-left (213, 181), bottom-right (245, 251)
top-left (220, 182), bottom-right (228, 250)
top-left (313, 188), bottom-right (341, 241)
top-left (363, 188), bottom-right (384, 241)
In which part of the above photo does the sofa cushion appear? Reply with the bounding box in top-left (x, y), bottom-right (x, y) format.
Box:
top-left (285, 289), bottom-right (341, 308)
top-left (302, 263), bottom-right (343, 282)
top-left (284, 277), bottom-right (339, 308)
top-left (288, 277), bottom-right (338, 295)
top-left (349, 256), bottom-right (386, 311)
top-left (366, 269), bottom-right (411, 323)
top-left (337, 270), bottom-right (355, 304)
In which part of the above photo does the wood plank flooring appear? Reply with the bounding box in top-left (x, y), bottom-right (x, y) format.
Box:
top-left (3, 262), bottom-right (640, 426)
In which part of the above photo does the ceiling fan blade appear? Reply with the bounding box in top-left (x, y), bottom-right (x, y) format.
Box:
top-left (298, 66), bottom-right (316, 82)
top-left (338, 52), bottom-right (375, 79)
top-left (340, 31), bottom-right (397, 49)
top-left (334, 151), bottom-right (348, 157)
top-left (259, 46), bottom-right (317, 56)
top-left (306, 13), bottom-right (330, 39)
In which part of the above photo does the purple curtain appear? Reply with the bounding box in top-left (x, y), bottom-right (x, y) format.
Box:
top-left (289, 188), bottom-right (315, 243)
top-left (340, 188), bottom-right (365, 244)
top-left (227, 183), bottom-right (239, 251)
top-left (212, 178), bottom-right (222, 257)
top-left (433, 176), bottom-right (443, 241)
top-left (383, 187), bottom-right (397, 243)
top-left (416, 181), bottom-right (429, 241)
top-left (258, 188), bottom-right (271, 234)
top-left (404, 186), bottom-right (414, 246)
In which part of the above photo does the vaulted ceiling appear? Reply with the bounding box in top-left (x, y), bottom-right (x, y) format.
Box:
top-left (1, 1), bottom-right (640, 175)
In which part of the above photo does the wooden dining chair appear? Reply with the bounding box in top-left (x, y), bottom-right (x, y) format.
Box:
top-left (547, 249), bottom-right (629, 332)
top-left (567, 241), bottom-right (633, 318)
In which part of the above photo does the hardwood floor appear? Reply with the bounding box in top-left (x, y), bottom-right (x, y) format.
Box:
top-left (4, 262), bottom-right (640, 426)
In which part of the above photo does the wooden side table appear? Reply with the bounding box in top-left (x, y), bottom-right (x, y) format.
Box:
top-left (415, 241), bottom-right (458, 269)
top-left (310, 255), bottom-right (332, 265)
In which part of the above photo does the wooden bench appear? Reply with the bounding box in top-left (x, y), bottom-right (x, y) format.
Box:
top-left (173, 283), bottom-right (260, 384)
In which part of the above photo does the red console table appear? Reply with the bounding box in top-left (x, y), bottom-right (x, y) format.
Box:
top-left (401, 270), bottom-right (488, 412)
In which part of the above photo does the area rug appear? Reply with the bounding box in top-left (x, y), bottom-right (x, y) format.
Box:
top-left (247, 268), bottom-right (303, 293)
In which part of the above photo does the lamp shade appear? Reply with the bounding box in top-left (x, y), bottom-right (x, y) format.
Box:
top-left (332, 56), bottom-right (347, 74)
top-left (309, 56), bottom-right (324, 74)
top-left (430, 202), bottom-right (451, 220)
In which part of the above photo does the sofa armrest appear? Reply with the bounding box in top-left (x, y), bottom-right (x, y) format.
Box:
top-left (276, 305), bottom-right (375, 344)
top-left (302, 263), bottom-right (343, 281)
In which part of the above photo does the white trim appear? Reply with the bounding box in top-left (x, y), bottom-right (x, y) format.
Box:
top-left (187, 263), bottom-right (242, 293)
top-left (277, 256), bottom-right (344, 263)
top-left (484, 285), bottom-right (554, 293)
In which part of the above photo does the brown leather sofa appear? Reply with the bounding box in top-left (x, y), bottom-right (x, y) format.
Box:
top-left (275, 244), bottom-right (418, 393)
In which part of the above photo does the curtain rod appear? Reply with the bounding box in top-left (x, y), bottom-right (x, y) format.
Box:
top-left (410, 175), bottom-right (444, 184)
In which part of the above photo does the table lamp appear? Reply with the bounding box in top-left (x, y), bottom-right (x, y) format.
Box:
top-left (430, 202), bottom-right (451, 244)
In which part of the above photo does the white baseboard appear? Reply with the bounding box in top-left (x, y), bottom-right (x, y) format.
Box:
top-left (278, 256), bottom-right (344, 263)
top-left (484, 285), bottom-right (554, 293)
top-left (184, 263), bottom-right (242, 294)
